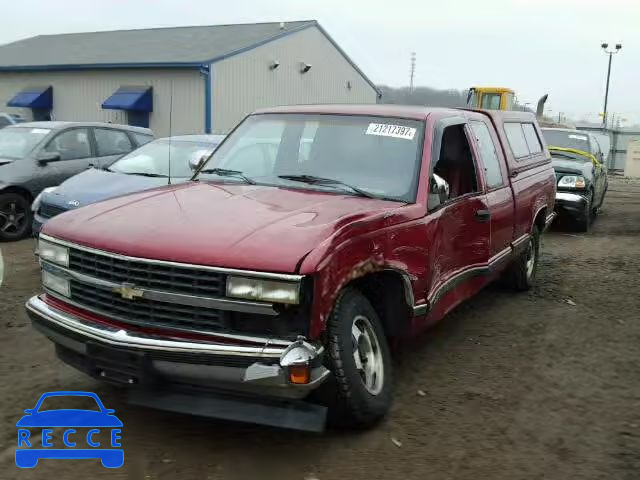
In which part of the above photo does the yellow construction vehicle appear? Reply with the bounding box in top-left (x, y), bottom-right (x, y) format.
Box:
top-left (466, 87), bottom-right (515, 110)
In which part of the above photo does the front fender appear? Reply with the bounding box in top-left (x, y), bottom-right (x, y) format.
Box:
top-left (303, 217), bottom-right (429, 339)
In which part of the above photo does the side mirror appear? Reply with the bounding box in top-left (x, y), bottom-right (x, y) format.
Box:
top-left (189, 155), bottom-right (208, 171)
top-left (37, 152), bottom-right (62, 165)
top-left (428, 173), bottom-right (450, 211)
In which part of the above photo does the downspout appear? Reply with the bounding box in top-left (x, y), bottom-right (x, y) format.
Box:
top-left (200, 64), bottom-right (212, 134)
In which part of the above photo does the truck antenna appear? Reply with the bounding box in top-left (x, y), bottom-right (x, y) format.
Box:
top-left (167, 80), bottom-right (173, 185)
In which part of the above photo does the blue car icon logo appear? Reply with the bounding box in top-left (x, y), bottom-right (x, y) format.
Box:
top-left (16, 391), bottom-right (123, 468)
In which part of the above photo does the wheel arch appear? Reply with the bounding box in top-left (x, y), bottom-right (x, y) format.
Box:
top-left (345, 268), bottom-right (414, 338)
top-left (532, 204), bottom-right (547, 233)
top-left (0, 185), bottom-right (35, 203)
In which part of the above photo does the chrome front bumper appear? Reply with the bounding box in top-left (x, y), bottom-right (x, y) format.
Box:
top-left (555, 191), bottom-right (587, 204)
top-left (26, 295), bottom-right (329, 400)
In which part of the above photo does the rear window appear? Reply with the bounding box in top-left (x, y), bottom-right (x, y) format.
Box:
top-left (504, 122), bottom-right (543, 159)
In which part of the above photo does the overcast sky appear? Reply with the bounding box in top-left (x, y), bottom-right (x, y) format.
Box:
top-left (1, 0), bottom-right (638, 124)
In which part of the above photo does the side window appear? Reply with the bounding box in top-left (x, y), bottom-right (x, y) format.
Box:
top-left (503, 123), bottom-right (530, 159)
top-left (429, 123), bottom-right (479, 210)
top-left (44, 129), bottom-right (91, 160)
top-left (471, 121), bottom-right (504, 188)
top-left (94, 128), bottom-right (133, 156)
top-left (591, 136), bottom-right (601, 157)
top-left (133, 132), bottom-right (153, 146)
top-left (521, 123), bottom-right (542, 154)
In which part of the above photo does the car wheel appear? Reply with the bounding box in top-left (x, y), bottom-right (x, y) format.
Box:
top-left (0, 193), bottom-right (32, 241)
top-left (576, 190), bottom-right (593, 232)
top-left (504, 225), bottom-right (540, 291)
top-left (325, 287), bottom-right (393, 428)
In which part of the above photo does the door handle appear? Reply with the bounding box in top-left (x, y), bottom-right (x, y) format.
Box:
top-left (474, 209), bottom-right (491, 222)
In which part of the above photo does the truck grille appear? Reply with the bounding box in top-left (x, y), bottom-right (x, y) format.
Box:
top-left (68, 248), bottom-right (226, 297)
top-left (39, 203), bottom-right (68, 219)
top-left (54, 244), bottom-right (306, 339)
top-left (69, 280), bottom-right (228, 333)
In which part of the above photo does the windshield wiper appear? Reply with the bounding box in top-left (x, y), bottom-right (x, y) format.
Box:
top-left (550, 152), bottom-right (584, 161)
top-left (120, 172), bottom-right (169, 178)
top-left (277, 174), bottom-right (379, 199)
top-left (199, 167), bottom-right (256, 184)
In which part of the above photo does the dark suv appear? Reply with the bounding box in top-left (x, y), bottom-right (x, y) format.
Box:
top-left (0, 121), bottom-right (153, 241)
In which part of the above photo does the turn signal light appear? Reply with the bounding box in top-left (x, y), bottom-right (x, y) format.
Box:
top-left (288, 366), bottom-right (311, 385)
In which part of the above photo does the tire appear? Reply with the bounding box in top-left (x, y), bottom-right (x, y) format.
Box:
top-left (0, 192), bottom-right (32, 241)
top-left (325, 287), bottom-right (393, 428)
top-left (576, 190), bottom-right (593, 232)
top-left (504, 225), bottom-right (540, 291)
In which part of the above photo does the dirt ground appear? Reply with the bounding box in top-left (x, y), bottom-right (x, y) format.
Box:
top-left (1, 177), bottom-right (639, 480)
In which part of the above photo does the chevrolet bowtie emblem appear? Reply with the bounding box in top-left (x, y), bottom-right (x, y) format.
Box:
top-left (113, 283), bottom-right (144, 300)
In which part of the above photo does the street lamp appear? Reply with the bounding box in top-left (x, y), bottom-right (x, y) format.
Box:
top-left (601, 42), bottom-right (622, 129)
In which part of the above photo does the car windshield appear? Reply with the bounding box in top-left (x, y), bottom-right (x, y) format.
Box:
top-left (0, 126), bottom-right (51, 159)
top-left (37, 395), bottom-right (101, 412)
top-left (195, 114), bottom-right (424, 202)
top-left (110, 139), bottom-right (218, 178)
top-left (542, 129), bottom-right (591, 153)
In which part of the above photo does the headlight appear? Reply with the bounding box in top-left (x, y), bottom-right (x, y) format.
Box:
top-left (558, 175), bottom-right (586, 189)
top-left (226, 276), bottom-right (300, 304)
top-left (38, 238), bottom-right (69, 266)
top-left (32, 186), bottom-right (57, 212)
top-left (42, 270), bottom-right (70, 297)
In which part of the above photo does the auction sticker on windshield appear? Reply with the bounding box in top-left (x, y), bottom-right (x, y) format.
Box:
top-left (366, 123), bottom-right (416, 140)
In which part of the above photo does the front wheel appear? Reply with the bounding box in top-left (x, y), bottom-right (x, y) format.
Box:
top-left (325, 288), bottom-right (393, 428)
top-left (0, 193), bottom-right (32, 241)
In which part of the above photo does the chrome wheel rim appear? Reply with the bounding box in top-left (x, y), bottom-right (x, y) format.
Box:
top-left (525, 238), bottom-right (536, 279)
top-left (0, 200), bottom-right (26, 234)
top-left (351, 315), bottom-right (384, 395)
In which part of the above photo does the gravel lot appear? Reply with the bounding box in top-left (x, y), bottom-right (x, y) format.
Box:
top-left (1, 177), bottom-right (639, 480)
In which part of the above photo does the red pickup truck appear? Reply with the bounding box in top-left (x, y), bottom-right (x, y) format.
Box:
top-left (27, 105), bottom-right (556, 430)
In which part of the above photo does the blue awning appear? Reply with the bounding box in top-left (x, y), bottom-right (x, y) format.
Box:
top-left (7, 86), bottom-right (53, 109)
top-left (102, 86), bottom-right (153, 112)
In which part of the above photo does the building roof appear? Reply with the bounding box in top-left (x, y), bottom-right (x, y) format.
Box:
top-left (0, 20), bottom-right (380, 96)
top-left (0, 21), bottom-right (314, 68)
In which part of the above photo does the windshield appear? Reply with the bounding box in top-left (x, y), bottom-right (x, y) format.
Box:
top-left (110, 139), bottom-right (218, 178)
top-left (0, 126), bottom-right (51, 159)
top-left (37, 395), bottom-right (101, 412)
top-left (542, 129), bottom-right (591, 153)
top-left (195, 114), bottom-right (424, 202)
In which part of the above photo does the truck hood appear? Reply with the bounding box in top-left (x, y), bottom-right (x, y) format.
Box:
top-left (551, 158), bottom-right (593, 178)
top-left (43, 168), bottom-right (183, 209)
top-left (43, 181), bottom-right (403, 273)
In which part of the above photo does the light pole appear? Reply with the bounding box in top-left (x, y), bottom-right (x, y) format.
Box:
top-left (601, 42), bottom-right (622, 129)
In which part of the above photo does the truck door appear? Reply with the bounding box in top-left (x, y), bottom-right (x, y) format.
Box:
top-left (425, 119), bottom-right (491, 308)
top-left (469, 119), bottom-right (515, 263)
